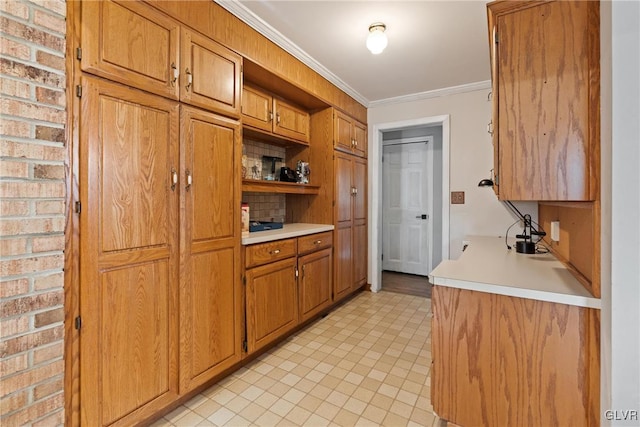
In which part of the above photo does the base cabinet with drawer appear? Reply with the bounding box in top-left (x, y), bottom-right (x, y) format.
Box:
top-left (244, 231), bottom-right (333, 354)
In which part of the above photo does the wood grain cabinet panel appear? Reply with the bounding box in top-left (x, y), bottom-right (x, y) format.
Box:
top-left (246, 257), bottom-right (299, 353)
top-left (298, 248), bottom-right (333, 322)
top-left (179, 106), bottom-right (242, 393)
top-left (79, 76), bottom-right (180, 426)
top-left (298, 231), bottom-right (332, 255)
top-left (432, 285), bottom-right (600, 427)
top-left (334, 110), bottom-right (367, 158)
top-left (273, 98), bottom-right (310, 142)
top-left (488, 0), bottom-right (599, 201)
top-left (245, 238), bottom-right (297, 268)
top-left (81, 0), bottom-right (180, 100)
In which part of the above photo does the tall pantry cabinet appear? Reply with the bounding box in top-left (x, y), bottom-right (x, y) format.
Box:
top-left (76, 1), bottom-right (243, 424)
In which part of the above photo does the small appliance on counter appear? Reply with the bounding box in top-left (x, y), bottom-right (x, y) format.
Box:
top-left (261, 156), bottom-right (283, 181)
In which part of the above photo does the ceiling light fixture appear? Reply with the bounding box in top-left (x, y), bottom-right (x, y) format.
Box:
top-left (366, 23), bottom-right (388, 54)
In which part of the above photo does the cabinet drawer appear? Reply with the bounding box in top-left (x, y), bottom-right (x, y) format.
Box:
top-left (246, 238), bottom-right (297, 268)
top-left (297, 232), bottom-right (333, 255)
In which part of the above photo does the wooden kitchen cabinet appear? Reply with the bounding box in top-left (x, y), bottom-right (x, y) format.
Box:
top-left (79, 76), bottom-right (181, 426)
top-left (334, 110), bottom-right (367, 158)
top-left (432, 285), bottom-right (600, 427)
top-left (334, 152), bottom-right (367, 301)
top-left (242, 84), bottom-right (310, 144)
top-left (487, 0), bottom-right (599, 200)
top-left (81, 0), bottom-right (241, 118)
top-left (179, 106), bottom-right (243, 393)
top-left (245, 256), bottom-right (299, 353)
top-left (298, 232), bottom-right (333, 321)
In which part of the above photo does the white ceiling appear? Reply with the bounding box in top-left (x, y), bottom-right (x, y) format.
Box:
top-left (218, 0), bottom-right (492, 107)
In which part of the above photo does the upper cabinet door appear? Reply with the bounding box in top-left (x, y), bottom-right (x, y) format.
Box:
top-left (81, 0), bottom-right (180, 100)
top-left (273, 98), bottom-right (310, 143)
top-left (181, 29), bottom-right (242, 118)
top-left (334, 111), bottom-right (353, 153)
top-left (490, 1), bottom-right (598, 201)
top-left (241, 85), bottom-right (273, 132)
top-left (353, 120), bottom-right (367, 158)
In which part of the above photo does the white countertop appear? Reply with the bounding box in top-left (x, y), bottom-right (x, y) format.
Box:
top-left (430, 236), bottom-right (601, 309)
top-left (242, 223), bottom-right (334, 245)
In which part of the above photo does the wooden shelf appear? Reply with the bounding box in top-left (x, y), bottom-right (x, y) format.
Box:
top-left (243, 126), bottom-right (309, 149)
top-left (242, 179), bottom-right (319, 195)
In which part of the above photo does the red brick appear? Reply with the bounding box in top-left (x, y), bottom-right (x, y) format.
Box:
top-left (0, 160), bottom-right (29, 178)
top-left (35, 86), bottom-right (64, 107)
top-left (0, 119), bottom-right (31, 138)
top-left (0, 17), bottom-right (65, 53)
top-left (32, 409), bottom-right (64, 427)
top-left (0, 77), bottom-right (31, 99)
top-left (0, 393), bottom-right (64, 426)
top-left (0, 290), bottom-right (62, 317)
top-left (35, 50), bottom-right (64, 71)
top-left (0, 254), bottom-right (64, 277)
top-left (33, 9), bottom-right (65, 35)
top-left (0, 237), bottom-right (28, 256)
top-left (33, 376), bottom-right (63, 400)
top-left (34, 307), bottom-right (63, 328)
top-left (0, 58), bottom-right (64, 89)
top-left (0, 353), bottom-right (28, 377)
top-left (0, 217), bottom-right (65, 236)
top-left (30, 0), bottom-right (66, 17)
top-left (0, 359), bottom-right (64, 397)
top-left (34, 200), bottom-right (63, 215)
top-left (32, 235), bottom-right (64, 253)
top-left (34, 125), bottom-right (64, 143)
top-left (1, 98), bottom-right (65, 124)
top-left (33, 341), bottom-right (62, 365)
top-left (0, 325), bottom-right (63, 358)
top-left (0, 278), bottom-right (30, 298)
top-left (1, 140), bottom-right (65, 161)
top-left (33, 272), bottom-right (62, 291)
top-left (0, 316), bottom-right (30, 339)
top-left (0, 390), bottom-right (28, 415)
top-left (33, 163), bottom-right (64, 179)
top-left (0, 37), bottom-right (31, 60)
top-left (0, 181), bottom-right (65, 199)
top-left (0, 1), bottom-right (29, 20)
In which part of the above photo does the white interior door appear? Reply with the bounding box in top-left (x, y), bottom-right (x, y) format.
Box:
top-left (382, 137), bottom-right (433, 276)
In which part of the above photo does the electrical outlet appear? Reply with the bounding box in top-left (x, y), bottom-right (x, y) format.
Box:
top-left (451, 191), bottom-right (465, 204)
top-left (551, 221), bottom-right (560, 241)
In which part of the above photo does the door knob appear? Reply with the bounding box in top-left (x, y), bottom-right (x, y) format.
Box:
top-left (416, 214), bottom-right (428, 220)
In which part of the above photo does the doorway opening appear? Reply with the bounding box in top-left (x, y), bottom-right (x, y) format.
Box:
top-left (369, 115), bottom-right (450, 293)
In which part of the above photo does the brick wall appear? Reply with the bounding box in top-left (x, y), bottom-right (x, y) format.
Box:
top-left (0, 0), bottom-right (67, 425)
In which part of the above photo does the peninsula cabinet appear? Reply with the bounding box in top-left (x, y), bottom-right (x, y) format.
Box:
top-left (431, 285), bottom-right (600, 427)
top-left (334, 152), bottom-right (367, 301)
top-left (487, 0), bottom-right (600, 201)
top-left (334, 110), bottom-right (367, 158)
top-left (241, 84), bottom-right (311, 144)
top-left (81, 0), bottom-right (242, 118)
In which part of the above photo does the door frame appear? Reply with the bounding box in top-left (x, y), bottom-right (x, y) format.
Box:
top-left (381, 135), bottom-right (434, 276)
top-left (369, 115), bottom-right (450, 292)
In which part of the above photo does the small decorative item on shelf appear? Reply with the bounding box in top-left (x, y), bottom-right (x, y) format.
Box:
top-left (251, 161), bottom-right (261, 180)
top-left (297, 160), bottom-right (310, 184)
top-left (241, 202), bottom-right (249, 232)
top-left (241, 154), bottom-right (248, 179)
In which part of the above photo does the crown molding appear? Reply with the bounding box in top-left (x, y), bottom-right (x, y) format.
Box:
top-left (215, 0), bottom-right (370, 107)
top-left (369, 80), bottom-right (492, 108)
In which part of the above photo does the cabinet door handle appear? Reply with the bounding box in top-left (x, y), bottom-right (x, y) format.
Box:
top-left (185, 68), bottom-right (192, 91)
top-left (269, 111), bottom-right (273, 122)
top-left (314, 240), bottom-right (322, 245)
top-left (170, 62), bottom-right (178, 87)
top-left (171, 168), bottom-right (178, 191)
top-left (276, 113), bottom-right (280, 124)
top-left (487, 120), bottom-right (494, 136)
top-left (270, 249), bottom-right (280, 255)
top-left (185, 169), bottom-right (192, 191)
top-left (354, 140), bottom-right (358, 147)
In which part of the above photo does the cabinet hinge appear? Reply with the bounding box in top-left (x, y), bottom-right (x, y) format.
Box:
top-left (75, 316), bottom-right (82, 330)
top-left (76, 85), bottom-right (82, 98)
top-left (242, 340), bottom-right (247, 352)
top-left (242, 276), bottom-right (246, 286)
top-left (76, 47), bottom-right (82, 60)
top-left (74, 201), bottom-right (81, 214)
top-left (381, 253), bottom-right (384, 260)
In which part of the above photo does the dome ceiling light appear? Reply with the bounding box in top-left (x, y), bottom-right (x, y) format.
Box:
top-left (366, 23), bottom-right (388, 54)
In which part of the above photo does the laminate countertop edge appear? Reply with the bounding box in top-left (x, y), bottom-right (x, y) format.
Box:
top-left (430, 235), bottom-right (601, 309)
top-left (241, 223), bottom-right (334, 245)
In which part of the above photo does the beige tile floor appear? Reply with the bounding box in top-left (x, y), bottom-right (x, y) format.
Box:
top-left (151, 291), bottom-right (439, 427)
